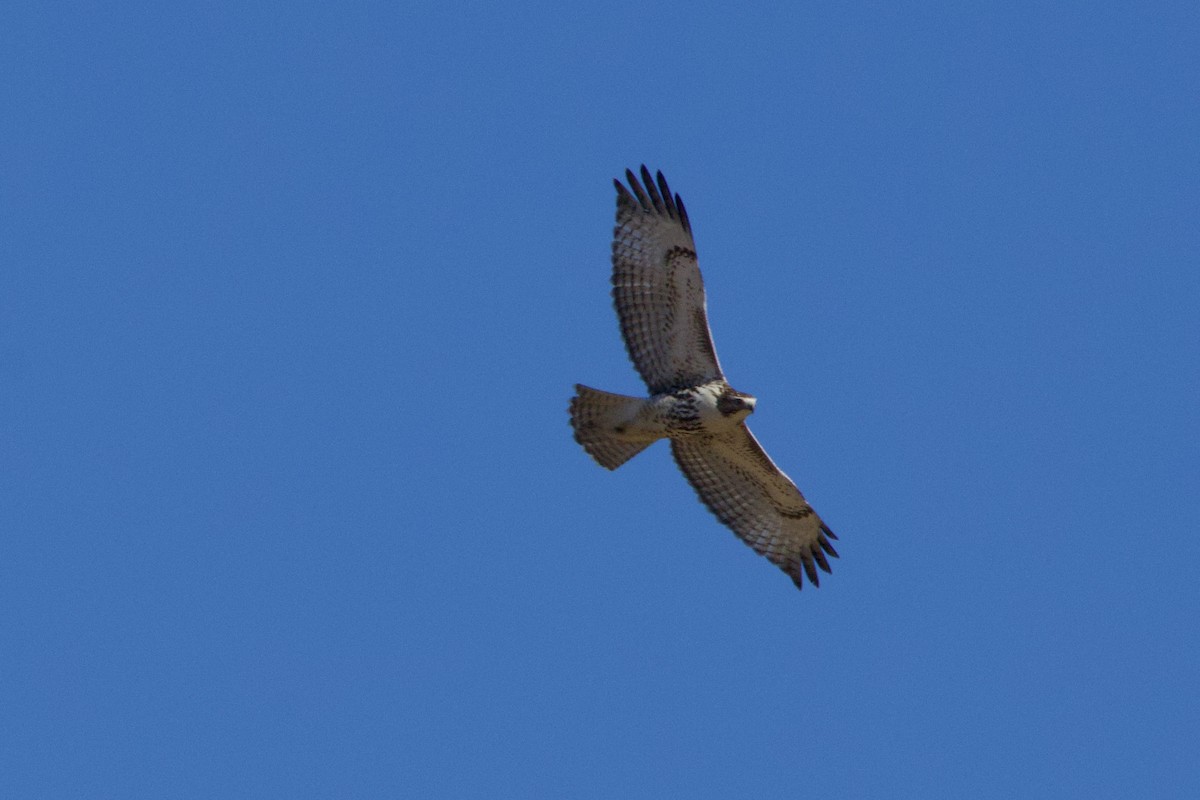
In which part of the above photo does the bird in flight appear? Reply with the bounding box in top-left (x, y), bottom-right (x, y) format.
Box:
top-left (569, 166), bottom-right (839, 590)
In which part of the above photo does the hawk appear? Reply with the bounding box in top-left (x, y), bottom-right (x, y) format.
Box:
top-left (569, 166), bottom-right (839, 590)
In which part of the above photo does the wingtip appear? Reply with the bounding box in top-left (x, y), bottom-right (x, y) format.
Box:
top-left (615, 166), bottom-right (690, 232)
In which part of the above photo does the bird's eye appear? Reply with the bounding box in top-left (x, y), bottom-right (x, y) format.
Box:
top-left (718, 395), bottom-right (746, 415)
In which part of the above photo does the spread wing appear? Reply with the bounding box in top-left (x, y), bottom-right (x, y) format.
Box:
top-left (671, 424), bottom-right (839, 590)
top-left (611, 166), bottom-right (724, 395)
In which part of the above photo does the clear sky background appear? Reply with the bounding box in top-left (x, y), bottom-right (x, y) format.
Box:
top-left (3, 1), bottom-right (1199, 797)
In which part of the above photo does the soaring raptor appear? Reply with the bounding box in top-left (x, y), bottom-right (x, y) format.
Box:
top-left (569, 166), bottom-right (839, 590)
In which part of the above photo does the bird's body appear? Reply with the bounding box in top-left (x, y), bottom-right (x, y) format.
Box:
top-left (610, 381), bottom-right (753, 440)
top-left (569, 166), bottom-right (839, 590)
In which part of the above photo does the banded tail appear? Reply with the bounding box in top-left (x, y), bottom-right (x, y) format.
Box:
top-left (569, 384), bottom-right (656, 470)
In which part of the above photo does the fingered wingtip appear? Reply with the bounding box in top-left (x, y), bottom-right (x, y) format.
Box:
top-left (614, 165), bottom-right (689, 232)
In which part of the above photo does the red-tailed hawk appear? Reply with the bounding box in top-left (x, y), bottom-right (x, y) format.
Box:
top-left (569, 166), bottom-right (839, 590)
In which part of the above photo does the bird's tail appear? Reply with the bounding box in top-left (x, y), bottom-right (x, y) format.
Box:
top-left (569, 384), bottom-right (657, 470)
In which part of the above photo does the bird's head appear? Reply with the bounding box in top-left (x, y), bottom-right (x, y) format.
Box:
top-left (717, 389), bottom-right (757, 421)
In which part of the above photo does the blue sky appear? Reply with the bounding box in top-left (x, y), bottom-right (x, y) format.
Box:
top-left (3, 1), bottom-right (1199, 797)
